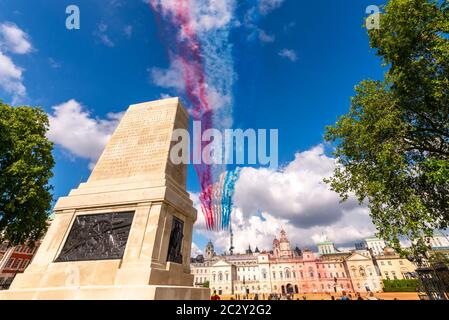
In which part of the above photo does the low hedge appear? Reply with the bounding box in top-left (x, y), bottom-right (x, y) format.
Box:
top-left (382, 279), bottom-right (419, 292)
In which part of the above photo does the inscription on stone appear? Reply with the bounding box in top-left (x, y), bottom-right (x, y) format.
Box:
top-left (89, 107), bottom-right (175, 181)
top-left (55, 212), bottom-right (134, 262)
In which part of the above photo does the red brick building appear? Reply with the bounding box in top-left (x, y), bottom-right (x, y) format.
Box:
top-left (0, 241), bottom-right (41, 289)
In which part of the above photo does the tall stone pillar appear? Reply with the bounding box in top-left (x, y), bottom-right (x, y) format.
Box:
top-left (0, 98), bottom-right (209, 300)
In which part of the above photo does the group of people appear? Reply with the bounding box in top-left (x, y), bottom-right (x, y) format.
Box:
top-left (211, 290), bottom-right (382, 301)
top-left (333, 291), bottom-right (379, 300)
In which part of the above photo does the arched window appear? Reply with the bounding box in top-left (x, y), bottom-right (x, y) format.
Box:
top-left (212, 273), bottom-right (216, 281)
top-left (225, 273), bottom-right (229, 281)
top-left (262, 269), bottom-right (267, 279)
top-left (285, 269), bottom-right (291, 279)
top-left (400, 267), bottom-right (409, 278)
top-left (292, 271), bottom-right (296, 278)
top-left (218, 272), bottom-right (223, 282)
top-left (359, 266), bottom-right (366, 277)
top-left (308, 267), bottom-right (314, 278)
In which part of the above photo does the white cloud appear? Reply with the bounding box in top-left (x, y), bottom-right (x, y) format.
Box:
top-left (0, 22), bottom-right (31, 103)
top-left (283, 21), bottom-right (296, 33)
top-left (160, 93), bottom-right (173, 99)
top-left (150, 57), bottom-right (231, 114)
top-left (93, 23), bottom-right (115, 47)
top-left (48, 57), bottom-right (61, 69)
top-left (0, 22), bottom-right (32, 54)
top-left (192, 145), bottom-right (376, 254)
top-left (191, 242), bottom-right (203, 257)
top-left (124, 25), bottom-right (133, 38)
top-left (190, 0), bottom-right (235, 33)
top-left (258, 29), bottom-right (275, 43)
top-left (149, 0), bottom-right (235, 33)
top-left (278, 48), bottom-right (298, 62)
top-left (150, 58), bottom-right (185, 91)
top-left (0, 50), bottom-right (26, 102)
top-left (259, 0), bottom-right (285, 15)
top-left (47, 100), bottom-right (123, 168)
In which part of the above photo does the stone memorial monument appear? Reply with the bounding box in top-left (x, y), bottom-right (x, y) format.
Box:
top-left (0, 97), bottom-right (209, 300)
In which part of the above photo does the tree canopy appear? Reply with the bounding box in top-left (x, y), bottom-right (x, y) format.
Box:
top-left (0, 101), bottom-right (54, 246)
top-left (325, 0), bottom-right (449, 259)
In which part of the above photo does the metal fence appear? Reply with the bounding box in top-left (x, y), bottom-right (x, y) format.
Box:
top-left (417, 261), bottom-right (449, 300)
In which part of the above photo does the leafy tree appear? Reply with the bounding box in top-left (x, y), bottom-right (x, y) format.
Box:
top-left (0, 101), bottom-right (54, 246)
top-left (325, 0), bottom-right (449, 259)
top-left (202, 281), bottom-right (210, 288)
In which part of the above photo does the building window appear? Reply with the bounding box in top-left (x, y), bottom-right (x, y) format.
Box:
top-left (13, 258), bottom-right (22, 269)
top-left (20, 259), bottom-right (29, 269)
top-left (387, 261), bottom-right (392, 266)
top-left (6, 258), bottom-right (15, 268)
top-left (359, 266), bottom-right (366, 277)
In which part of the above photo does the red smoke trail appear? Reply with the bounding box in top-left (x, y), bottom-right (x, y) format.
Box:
top-left (148, 0), bottom-right (215, 229)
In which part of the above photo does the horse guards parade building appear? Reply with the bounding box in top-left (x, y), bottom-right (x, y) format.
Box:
top-left (190, 229), bottom-right (449, 297)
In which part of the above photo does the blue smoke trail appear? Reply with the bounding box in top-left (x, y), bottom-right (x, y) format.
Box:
top-left (221, 167), bottom-right (241, 230)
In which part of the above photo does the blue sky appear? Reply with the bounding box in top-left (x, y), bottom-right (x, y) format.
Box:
top-left (0, 0), bottom-right (387, 254)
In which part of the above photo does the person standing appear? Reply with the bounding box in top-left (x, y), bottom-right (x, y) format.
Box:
top-left (211, 290), bottom-right (221, 300)
top-left (366, 292), bottom-right (378, 300)
top-left (340, 291), bottom-right (350, 300)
